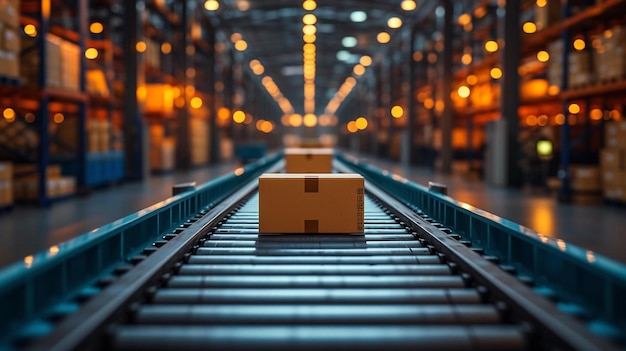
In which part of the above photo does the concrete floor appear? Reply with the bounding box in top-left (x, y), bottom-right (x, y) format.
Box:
top-left (1, 155), bottom-right (625, 269)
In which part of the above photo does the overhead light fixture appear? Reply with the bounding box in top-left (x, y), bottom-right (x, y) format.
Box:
top-left (341, 36), bottom-right (357, 48)
top-left (350, 11), bottom-right (367, 22)
top-left (387, 17), bottom-right (402, 29)
top-left (204, 0), bottom-right (219, 11)
top-left (377, 32), bottom-right (391, 44)
top-left (401, 0), bottom-right (417, 11)
top-left (302, 14), bottom-right (317, 25)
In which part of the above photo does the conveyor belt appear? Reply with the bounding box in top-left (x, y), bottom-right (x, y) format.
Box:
top-left (23, 163), bottom-right (617, 351)
top-left (105, 193), bottom-right (527, 351)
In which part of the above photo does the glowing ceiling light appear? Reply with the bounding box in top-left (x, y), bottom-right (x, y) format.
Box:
top-left (350, 10), bottom-right (367, 22)
top-left (24, 24), bottom-right (37, 37)
top-left (387, 17), bottom-right (402, 29)
top-left (457, 85), bottom-right (470, 98)
top-left (303, 0), bottom-right (316, 11)
top-left (347, 121), bottom-right (358, 133)
top-left (136, 41), bottom-right (147, 53)
top-left (85, 48), bottom-right (98, 59)
top-left (90, 22), bottom-right (103, 34)
top-left (401, 0), bottom-right (417, 11)
top-left (353, 64), bottom-right (365, 76)
top-left (523, 22), bottom-right (537, 34)
top-left (537, 50), bottom-right (550, 62)
top-left (360, 55), bottom-right (372, 66)
top-left (303, 113), bottom-right (317, 127)
top-left (391, 105), bottom-right (404, 118)
top-left (204, 0), bottom-right (219, 11)
top-left (355, 117), bottom-right (368, 130)
top-left (233, 110), bottom-right (246, 123)
top-left (484, 40), bottom-right (498, 53)
top-left (302, 24), bottom-right (317, 35)
top-left (236, 0), bottom-right (250, 11)
top-left (161, 42), bottom-right (172, 54)
top-left (234, 39), bottom-right (248, 51)
top-left (490, 67), bottom-right (503, 79)
top-left (302, 14), bottom-right (317, 24)
top-left (377, 32), bottom-right (391, 44)
top-left (573, 38), bottom-right (586, 50)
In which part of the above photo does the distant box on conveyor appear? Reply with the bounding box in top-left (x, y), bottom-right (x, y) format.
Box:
top-left (259, 173), bottom-right (364, 234)
top-left (284, 148), bottom-right (333, 173)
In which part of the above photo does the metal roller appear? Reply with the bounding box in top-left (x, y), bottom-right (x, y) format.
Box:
top-left (193, 247), bottom-right (431, 256)
top-left (110, 325), bottom-right (527, 351)
top-left (166, 275), bottom-right (467, 289)
top-left (151, 288), bottom-right (482, 305)
top-left (132, 304), bottom-right (501, 325)
top-left (186, 254), bottom-right (441, 265)
top-left (201, 240), bottom-right (423, 249)
top-left (208, 234), bottom-right (417, 241)
top-left (177, 263), bottom-right (452, 276)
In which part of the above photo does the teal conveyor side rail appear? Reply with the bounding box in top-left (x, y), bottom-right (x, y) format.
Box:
top-left (337, 152), bottom-right (626, 340)
top-left (0, 152), bottom-right (282, 343)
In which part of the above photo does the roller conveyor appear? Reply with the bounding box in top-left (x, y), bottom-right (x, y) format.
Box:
top-left (3, 153), bottom-right (623, 351)
top-left (106, 193), bottom-right (527, 351)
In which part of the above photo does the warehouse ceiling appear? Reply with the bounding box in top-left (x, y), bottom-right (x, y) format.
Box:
top-left (208, 0), bottom-right (433, 117)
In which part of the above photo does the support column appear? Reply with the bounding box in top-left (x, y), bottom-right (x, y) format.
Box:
top-left (439, 0), bottom-right (454, 174)
top-left (501, 0), bottom-right (522, 187)
top-left (123, 1), bottom-right (146, 180)
top-left (176, 1), bottom-right (191, 170)
top-left (37, 0), bottom-right (51, 206)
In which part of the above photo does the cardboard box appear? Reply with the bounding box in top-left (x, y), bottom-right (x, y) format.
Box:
top-left (602, 170), bottom-right (626, 186)
top-left (284, 148), bottom-right (333, 173)
top-left (0, 1), bottom-right (19, 28)
top-left (604, 121), bottom-right (626, 149)
top-left (1, 27), bottom-right (19, 52)
top-left (0, 180), bottom-right (12, 206)
top-left (259, 173), bottom-right (364, 234)
top-left (600, 148), bottom-right (624, 171)
top-left (570, 165), bottom-right (601, 192)
top-left (0, 53), bottom-right (18, 78)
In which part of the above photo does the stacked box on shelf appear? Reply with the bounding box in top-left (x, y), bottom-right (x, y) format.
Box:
top-left (601, 121), bottom-right (626, 202)
top-left (149, 125), bottom-right (175, 172)
top-left (190, 118), bottom-right (209, 166)
top-left (13, 164), bottom-right (76, 201)
top-left (144, 38), bottom-right (161, 69)
top-left (593, 25), bottom-right (626, 83)
top-left (569, 165), bottom-right (602, 204)
top-left (0, 0), bottom-right (20, 79)
top-left (21, 34), bottom-right (79, 90)
top-left (534, 0), bottom-right (561, 31)
top-left (546, 40), bottom-right (563, 88)
top-left (0, 162), bottom-right (13, 207)
top-left (60, 39), bottom-right (80, 91)
top-left (568, 48), bottom-right (593, 89)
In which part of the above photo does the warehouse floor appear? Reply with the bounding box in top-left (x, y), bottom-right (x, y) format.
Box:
top-left (1, 152), bottom-right (625, 269)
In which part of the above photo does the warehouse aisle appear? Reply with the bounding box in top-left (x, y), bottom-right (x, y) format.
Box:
top-left (1, 156), bottom-right (625, 269)
top-left (0, 162), bottom-right (239, 269)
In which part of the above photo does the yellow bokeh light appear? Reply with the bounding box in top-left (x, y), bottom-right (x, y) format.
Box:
top-left (537, 50), bottom-right (550, 62)
top-left (536, 0), bottom-right (547, 7)
top-left (360, 55), bottom-right (372, 67)
top-left (461, 53), bottom-right (472, 65)
top-left (90, 22), bottom-right (103, 34)
top-left (387, 17), bottom-right (403, 29)
top-left (161, 42), bottom-right (172, 54)
top-left (190, 97), bottom-right (203, 109)
top-left (573, 38), bottom-right (586, 51)
top-left (85, 48), bottom-right (98, 59)
top-left (590, 108), bottom-right (603, 120)
top-left (302, 24), bottom-right (317, 35)
top-left (484, 40), bottom-right (499, 53)
top-left (303, 14), bottom-right (317, 25)
top-left (218, 107), bottom-right (230, 120)
top-left (401, 0), bottom-right (417, 11)
top-left (303, 34), bottom-right (316, 43)
top-left (303, 0), bottom-right (316, 11)
top-left (413, 51), bottom-right (423, 61)
top-left (136, 41), bottom-right (147, 53)
top-left (391, 105), bottom-right (404, 118)
top-left (554, 113), bottom-right (565, 125)
top-left (303, 113), bottom-right (317, 127)
top-left (526, 115), bottom-right (538, 126)
top-left (234, 39), bottom-right (248, 51)
top-left (53, 113), bottom-right (64, 124)
top-left (377, 32), bottom-right (391, 44)
top-left (236, 0), bottom-right (250, 11)
top-left (230, 33), bottom-right (242, 43)
top-left (523, 22), bottom-right (537, 34)
top-left (289, 113), bottom-right (303, 127)
top-left (466, 75), bottom-right (478, 85)
top-left (457, 85), bottom-right (470, 98)
top-left (233, 110), bottom-right (246, 123)
top-left (347, 121), bottom-right (358, 133)
top-left (355, 117), bottom-right (368, 130)
top-left (568, 103), bottom-right (581, 114)
top-left (3, 108), bottom-right (15, 121)
top-left (353, 64), bottom-right (366, 76)
top-left (537, 114), bottom-right (548, 126)
top-left (424, 98), bottom-right (434, 109)
top-left (490, 67), bottom-right (503, 79)
top-left (24, 24), bottom-right (37, 37)
top-left (204, 0), bottom-right (219, 11)
top-left (458, 13), bottom-right (471, 26)
top-left (548, 85), bottom-right (560, 95)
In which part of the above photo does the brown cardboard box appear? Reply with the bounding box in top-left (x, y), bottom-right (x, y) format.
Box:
top-left (1, 27), bottom-right (19, 52)
top-left (605, 121), bottom-right (626, 149)
top-left (284, 148), bottom-right (333, 173)
top-left (0, 1), bottom-right (19, 28)
top-left (259, 173), bottom-right (364, 233)
top-left (602, 170), bottom-right (626, 186)
top-left (0, 162), bottom-right (12, 181)
top-left (600, 148), bottom-right (624, 171)
top-left (0, 180), bottom-right (12, 206)
top-left (0, 54), bottom-right (19, 78)
top-left (570, 165), bottom-right (601, 192)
